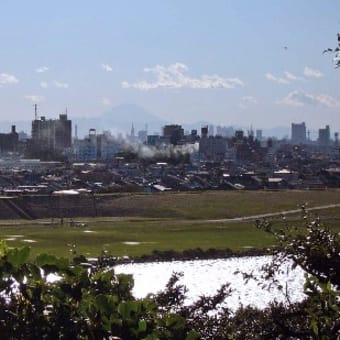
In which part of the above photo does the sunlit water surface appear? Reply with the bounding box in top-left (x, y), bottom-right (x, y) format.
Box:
top-left (115, 256), bottom-right (306, 311)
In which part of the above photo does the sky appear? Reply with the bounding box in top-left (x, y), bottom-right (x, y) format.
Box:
top-left (1, 0), bottom-right (340, 135)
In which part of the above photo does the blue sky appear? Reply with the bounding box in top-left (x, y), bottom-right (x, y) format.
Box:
top-left (1, 0), bottom-right (340, 134)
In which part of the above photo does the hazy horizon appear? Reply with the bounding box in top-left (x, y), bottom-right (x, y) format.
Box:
top-left (1, 1), bottom-right (340, 132)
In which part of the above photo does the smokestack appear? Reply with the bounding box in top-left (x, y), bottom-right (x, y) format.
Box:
top-left (11, 125), bottom-right (16, 133)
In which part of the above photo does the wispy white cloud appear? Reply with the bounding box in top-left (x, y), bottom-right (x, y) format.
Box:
top-left (25, 95), bottom-right (44, 103)
top-left (265, 71), bottom-right (301, 84)
top-left (278, 90), bottom-right (340, 108)
top-left (239, 96), bottom-right (257, 109)
top-left (39, 80), bottom-right (69, 89)
top-left (54, 81), bottom-right (69, 88)
top-left (0, 73), bottom-right (19, 85)
top-left (101, 97), bottom-right (111, 106)
top-left (316, 94), bottom-right (340, 107)
top-left (40, 81), bottom-right (48, 88)
top-left (122, 62), bottom-right (244, 90)
top-left (265, 73), bottom-right (289, 84)
top-left (36, 66), bottom-right (49, 73)
top-left (303, 66), bottom-right (323, 78)
top-left (284, 71), bottom-right (302, 81)
top-left (267, 67), bottom-right (323, 84)
top-left (101, 64), bottom-right (113, 72)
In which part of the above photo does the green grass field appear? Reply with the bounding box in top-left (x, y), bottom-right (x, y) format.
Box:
top-left (0, 219), bottom-right (271, 258)
top-left (96, 189), bottom-right (340, 219)
top-left (1, 190), bottom-right (340, 258)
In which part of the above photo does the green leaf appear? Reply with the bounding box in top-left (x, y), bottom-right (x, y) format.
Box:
top-left (26, 263), bottom-right (42, 280)
top-left (118, 301), bottom-right (139, 319)
top-left (138, 319), bottom-right (147, 332)
top-left (78, 269), bottom-right (90, 286)
top-left (310, 319), bottom-right (319, 336)
top-left (35, 253), bottom-right (69, 270)
top-left (144, 335), bottom-right (158, 340)
top-left (107, 294), bottom-right (119, 305)
top-left (95, 294), bottom-right (111, 315)
top-left (109, 317), bottom-right (123, 328)
top-left (7, 246), bottom-right (30, 266)
top-left (0, 240), bottom-right (8, 257)
top-left (186, 330), bottom-right (200, 340)
top-left (165, 313), bottom-right (186, 330)
top-left (101, 315), bottom-right (111, 332)
top-left (117, 273), bottom-right (134, 289)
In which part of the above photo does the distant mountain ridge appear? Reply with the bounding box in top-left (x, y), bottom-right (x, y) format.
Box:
top-left (73, 104), bottom-right (168, 137)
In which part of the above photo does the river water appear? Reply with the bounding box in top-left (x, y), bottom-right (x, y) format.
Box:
top-left (115, 256), bottom-right (306, 311)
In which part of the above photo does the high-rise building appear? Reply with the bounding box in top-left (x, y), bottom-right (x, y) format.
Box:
top-left (74, 129), bottom-right (97, 161)
top-left (318, 125), bottom-right (330, 146)
top-left (216, 125), bottom-right (234, 137)
top-left (235, 130), bottom-right (244, 140)
top-left (0, 125), bottom-right (18, 153)
top-left (291, 122), bottom-right (306, 144)
top-left (137, 130), bottom-right (147, 143)
top-left (335, 132), bottom-right (339, 146)
top-left (208, 124), bottom-right (215, 137)
top-left (201, 126), bottom-right (208, 138)
top-left (31, 114), bottom-right (72, 151)
top-left (163, 124), bottom-right (184, 145)
top-left (199, 135), bottom-right (226, 161)
top-left (256, 129), bottom-right (263, 141)
top-left (54, 114), bottom-right (72, 149)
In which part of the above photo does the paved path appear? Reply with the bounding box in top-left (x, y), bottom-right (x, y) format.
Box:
top-left (204, 203), bottom-right (340, 224)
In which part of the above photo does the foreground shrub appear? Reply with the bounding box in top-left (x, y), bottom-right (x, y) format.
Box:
top-left (0, 209), bottom-right (339, 339)
top-left (0, 242), bottom-right (205, 339)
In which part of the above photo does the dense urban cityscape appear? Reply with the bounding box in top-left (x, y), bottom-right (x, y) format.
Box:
top-left (0, 106), bottom-right (339, 210)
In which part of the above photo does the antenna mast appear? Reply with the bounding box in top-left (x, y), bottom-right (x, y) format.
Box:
top-left (34, 104), bottom-right (38, 120)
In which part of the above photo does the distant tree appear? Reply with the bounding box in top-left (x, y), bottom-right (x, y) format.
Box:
top-left (335, 33), bottom-right (340, 68)
top-left (115, 150), bottom-right (139, 161)
top-left (323, 33), bottom-right (340, 68)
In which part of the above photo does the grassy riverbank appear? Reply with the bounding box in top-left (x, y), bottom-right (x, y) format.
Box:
top-left (95, 189), bottom-right (340, 219)
top-left (0, 219), bottom-right (271, 258)
top-left (0, 190), bottom-right (339, 258)
top-left (0, 215), bottom-right (339, 259)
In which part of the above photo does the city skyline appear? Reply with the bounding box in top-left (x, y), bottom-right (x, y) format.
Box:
top-left (1, 1), bottom-right (340, 131)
